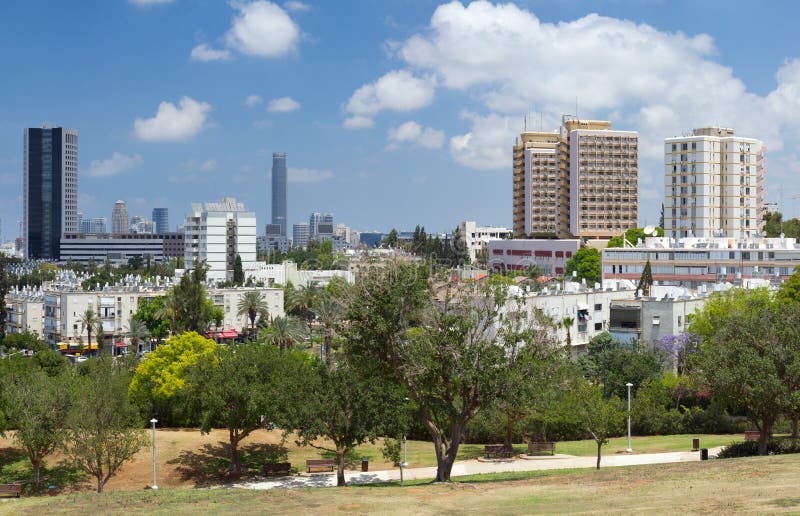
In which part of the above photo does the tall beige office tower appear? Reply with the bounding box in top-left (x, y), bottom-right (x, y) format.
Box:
top-left (513, 118), bottom-right (638, 240)
top-left (664, 127), bottom-right (765, 239)
top-left (111, 200), bottom-right (129, 234)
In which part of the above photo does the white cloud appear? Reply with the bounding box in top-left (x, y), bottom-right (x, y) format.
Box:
top-left (245, 94), bottom-right (263, 108)
top-left (268, 96), bottom-right (301, 113)
top-left (88, 152), bottom-right (143, 177)
top-left (130, 0), bottom-right (174, 6)
top-left (190, 44), bottom-right (232, 62)
top-left (387, 121), bottom-right (445, 150)
top-left (449, 112), bottom-right (521, 170)
top-left (345, 70), bottom-right (435, 119)
top-left (225, 1), bottom-right (300, 58)
top-left (133, 97), bottom-right (212, 142)
top-left (288, 167), bottom-right (333, 183)
top-left (182, 159), bottom-right (217, 172)
top-left (374, 0), bottom-right (800, 183)
top-left (343, 115), bottom-right (374, 130)
top-left (284, 1), bottom-right (310, 12)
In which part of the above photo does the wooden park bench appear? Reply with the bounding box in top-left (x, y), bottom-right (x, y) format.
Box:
top-left (0, 483), bottom-right (22, 498)
top-left (527, 442), bottom-right (556, 456)
top-left (263, 462), bottom-right (292, 476)
top-left (484, 444), bottom-right (514, 459)
top-left (306, 459), bottom-right (335, 473)
top-left (745, 431), bottom-right (764, 442)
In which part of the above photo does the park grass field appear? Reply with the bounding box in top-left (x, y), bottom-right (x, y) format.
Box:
top-left (4, 454), bottom-right (800, 515)
top-left (0, 429), bottom-right (737, 493)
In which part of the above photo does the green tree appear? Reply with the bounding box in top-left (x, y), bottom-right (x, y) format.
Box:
top-left (693, 296), bottom-right (800, 455)
top-left (607, 227), bottom-right (664, 248)
top-left (565, 248), bottom-right (601, 285)
top-left (236, 291), bottom-right (269, 338)
top-left (577, 332), bottom-right (663, 399)
top-left (134, 296), bottom-right (171, 342)
top-left (381, 437), bottom-right (405, 484)
top-left (292, 358), bottom-right (403, 486)
top-left (79, 309), bottom-right (100, 354)
top-left (289, 283), bottom-right (320, 340)
top-left (125, 318), bottom-right (151, 353)
top-left (186, 343), bottom-right (295, 475)
top-left (346, 264), bottom-right (546, 482)
top-left (170, 263), bottom-right (216, 333)
top-left (314, 296), bottom-right (342, 364)
top-left (573, 382), bottom-right (626, 469)
top-left (128, 332), bottom-right (218, 425)
top-left (764, 211), bottom-right (783, 238)
top-left (233, 254), bottom-right (244, 286)
top-left (777, 267), bottom-right (800, 304)
top-left (560, 317), bottom-right (575, 348)
top-left (1, 367), bottom-right (72, 482)
top-left (2, 330), bottom-right (47, 353)
top-left (637, 259), bottom-right (653, 296)
top-left (688, 288), bottom-right (773, 342)
top-left (65, 356), bottom-right (147, 493)
top-left (382, 228), bottom-right (399, 248)
top-left (260, 316), bottom-right (306, 351)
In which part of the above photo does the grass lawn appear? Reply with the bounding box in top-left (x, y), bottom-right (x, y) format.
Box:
top-left (4, 454), bottom-right (800, 515)
top-left (0, 430), bottom-right (740, 494)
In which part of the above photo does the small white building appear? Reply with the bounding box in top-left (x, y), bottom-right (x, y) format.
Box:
top-left (5, 286), bottom-right (44, 338)
top-left (245, 260), bottom-right (354, 287)
top-left (184, 197), bottom-right (258, 283)
top-left (459, 221), bottom-right (513, 262)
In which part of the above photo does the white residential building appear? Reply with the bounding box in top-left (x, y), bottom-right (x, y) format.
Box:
top-left (664, 127), bottom-right (766, 239)
top-left (184, 197), bottom-right (258, 283)
top-left (246, 260), bottom-right (354, 287)
top-left (458, 221), bottom-right (512, 262)
top-left (4, 286), bottom-right (44, 337)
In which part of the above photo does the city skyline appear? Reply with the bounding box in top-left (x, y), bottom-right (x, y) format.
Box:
top-left (3, 1), bottom-right (800, 240)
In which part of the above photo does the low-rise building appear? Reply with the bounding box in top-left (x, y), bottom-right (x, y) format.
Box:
top-left (488, 239), bottom-right (580, 276)
top-left (603, 235), bottom-right (800, 287)
top-left (245, 260), bottom-right (354, 287)
top-left (4, 286), bottom-right (44, 337)
top-left (59, 232), bottom-right (184, 265)
top-left (458, 221), bottom-right (512, 263)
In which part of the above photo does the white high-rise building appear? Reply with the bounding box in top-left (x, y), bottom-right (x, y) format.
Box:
top-left (112, 200), bottom-right (129, 234)
top-left (184, 197), bottom-right (257, 282)
top-left (293, 222), bottom-right (310, 249)
top-left (664, 127), bottom-right (765, 239)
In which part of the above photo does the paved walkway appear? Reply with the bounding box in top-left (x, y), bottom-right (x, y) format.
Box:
top-left (231, 447), bottom-right (724, 490)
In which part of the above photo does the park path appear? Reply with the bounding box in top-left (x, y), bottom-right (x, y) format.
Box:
top-left (230, 446), bottom-right (725, 490)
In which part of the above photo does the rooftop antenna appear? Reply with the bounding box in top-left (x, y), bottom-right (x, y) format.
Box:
top-left (523, 113), bottom-right (527, 131)
top-left (575, 97), bottom-right (578, 120)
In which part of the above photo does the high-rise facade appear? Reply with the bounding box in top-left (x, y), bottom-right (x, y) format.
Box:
top-left (664, 127), bottom-right (765, 239)
top-left (293, 222), bottom-right (310, 249)
top-left (80, 217), bottom-right (107, 234)
top-left (309, 212), bottom-right (322, 238)
top-left (23, 126), bottom-right (78, 259)
top-left (512, 118), bottom-right (638, 240)
top-left (152, 208), bottom-right (169, 233)
top-left (112, 200), bottom-right (129, 234)
top-left (184, 197), bottom-right (257, 282)
top-left (271, 153), bottom-right (288, 237)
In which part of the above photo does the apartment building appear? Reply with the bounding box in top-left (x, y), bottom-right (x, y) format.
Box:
top-left (4, 286), bottom-right (44, 337)
top-left (487, 239), bottom-right (579, 276)
top-left (513, 118), bottom-right (638, 240)
top-left (458, 221), bottom-right (513, 262)
top-left (664, 127), bottom-right (766, 239)
top-left (184, 197), bottom-right (258, 283)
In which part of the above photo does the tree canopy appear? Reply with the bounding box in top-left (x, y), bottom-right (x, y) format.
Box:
top-left (565, 248), bottom-right (601, 285)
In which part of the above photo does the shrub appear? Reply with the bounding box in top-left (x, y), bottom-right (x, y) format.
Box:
top-left (718, 437), bottom-right (800, 458)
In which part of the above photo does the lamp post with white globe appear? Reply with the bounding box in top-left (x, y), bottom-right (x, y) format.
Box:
top-left (150, 418), bottom-right (158, 489)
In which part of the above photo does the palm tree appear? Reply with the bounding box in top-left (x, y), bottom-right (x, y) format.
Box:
top-left (291, 283), bottom-right (321, 343)
top-left (79, 309), bottom-right (100, 356)
top-left (154, 292), bottom-right (177, 336)
top-left (260, 316), bottom-right (306, 352)
top-left (561, 317), bottom-right (575, 348)
top-left (237, 291), bottom-right (269, 339)
top-left (126, 318), bottom-right (151, 354)
top-left (314, 297), bottom-right (342, 364)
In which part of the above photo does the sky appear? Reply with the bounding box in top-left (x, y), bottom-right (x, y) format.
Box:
top-left (1, 0), bottom-right (800, 241)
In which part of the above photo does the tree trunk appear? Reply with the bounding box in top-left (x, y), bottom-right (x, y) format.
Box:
top-left (336, 448), bottom-right (346, 487)
top-left (427, 422), bottom-right (463, 482)
top-left (230, 430), bottom-right (241, 474)
top-left (33, 458), bottom-right (41, 483)
top-left (324, 330), bottom-right (331, 365)
top-left (758, 424), bottom-right (771, 456)
top-left (596, 441), bottom-right (602, 469)
top-left (399, 464), bottom-right (404, 485)
top-left (97, 473), bottom-right (104, 493)
top-left (792, 414), bottom-right (799, 439)
top-left (504, 413), bottom-right (514, 448)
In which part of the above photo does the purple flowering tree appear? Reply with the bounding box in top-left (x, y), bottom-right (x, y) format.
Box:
top-left (655, 332), bottom-right (700, 376)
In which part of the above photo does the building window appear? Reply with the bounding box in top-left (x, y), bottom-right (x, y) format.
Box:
top-left (594, 303), bottom-right (602, 311)
top-left (594, 322), bottom-right (603, 331)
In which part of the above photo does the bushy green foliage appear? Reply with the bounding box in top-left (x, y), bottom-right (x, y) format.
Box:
top-left (718, 438), bottom-right (800, 459)
top-left (565, 248), bottom-right (601, 284)
top-left (577, 332), bottom-right (664, 399)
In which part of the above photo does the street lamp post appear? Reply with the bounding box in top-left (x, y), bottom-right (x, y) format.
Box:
top-left (626, 383), bottom-right (633, 453)
top-left (401, 397), bottom-right (409, 467)
top-left (150, 418), bottom-right (158, 490)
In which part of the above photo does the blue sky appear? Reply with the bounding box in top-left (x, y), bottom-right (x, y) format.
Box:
top-left (1, 0), bottom-right (800, 241)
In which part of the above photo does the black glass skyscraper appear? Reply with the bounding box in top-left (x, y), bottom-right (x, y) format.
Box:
top-left (271, 153), bottom-right (288, 237)
top-left (24, 126), bottom-right (78, 260)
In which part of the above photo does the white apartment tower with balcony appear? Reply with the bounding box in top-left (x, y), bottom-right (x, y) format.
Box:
top-left (664, 127), bottom-right (765, 239)
top-left (184, 197), bottom-right (257, 282)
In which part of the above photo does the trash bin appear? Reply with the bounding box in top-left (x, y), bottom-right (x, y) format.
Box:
top-left (49, 485), bottom-right (57, 496)
top-left (692, 438), bottom-right (700, 451)
top-left (361, 458), bottom-right (369, 472)
top-left (700, 448), bottom-right (708, 461)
